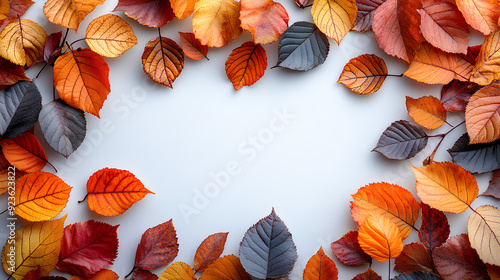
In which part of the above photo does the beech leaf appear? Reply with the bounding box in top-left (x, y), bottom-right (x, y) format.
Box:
top-left (448, 133), bottom-right (500, 174)
top-left (0, 81), bottom-right (41, 139)
top-left (303, 247), bottom-right (338, 280)
top-left (353, 0), bottom-right (385, 32)
top-left (470, 30), bottom-right (500, 85)
top-left (357, 214), bottom-right (404, 262)
top-left (43, 0), bottom-right (105, 31)
top-left (465, 84), bottom-right (500, 144)
top-left (481, 169), bottom-right (500, 199)
top-left (311, 0), bottom-right (357, 44)
top-left (159, 262), bottom-right (196, 280)
top-left (57, 220), bottom-right (119, 277)
top-left (225, 41), bottom-right (267, 91)
top-left (467, 205), bottom-right (500, 266)
top-left (179, 32), bottom-right (208, 61)
top-left (170, 0), bottom-right (197, 20)
top-left (373, 120), bottom-right (428, 160)
top-left (441, 80), bottom-right (481, 113)
top-left (394, 243), bottom-right (433, 274)
top-left (0, 132), bottom-right (48, 173)
top-left (406, 96), bottom-right (447, 130)
top-left (0, 19), bottom-right (46, 67)
top-left (194, 232), bottom-right (228, 272)
top-left (113, 0), bottom-right (174, 28)
top-left (142, 36), bottom-right (184, 88)
top-left (199, 255), bottom-right (251, 280)
top-left (276, 21), bottom-right (330, 72)
top-left (239, 209), bottom-right (298, 279)
top-left (85, 168), bottom-right (154, 216)
top-left (455, 0), bottom-right (500, 35)
top-left (331, 230), bottom-right (371, 266)
top-left (240, 0), bottom-right (289, 45)
top-left (337, 54), bottom-right (388, 95)
top-left (0, 57), bottom-right (30, 86)
top-left (419, 203), bottom-right (450, 250)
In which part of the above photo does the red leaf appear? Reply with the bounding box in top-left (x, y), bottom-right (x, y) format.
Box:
top-left (57, 220), bottom-right (119, 277)
top-left (225, 41), bottom-right (267, 90)
top-left (372, 0), bottom-right (422, 63)
top-left (353, 0), bottom-right (385, 32)
top-left (0, 57), bottom-right (29, 86)
top-left (0, 132), bottom-right (48, 172)
top-left (394, 243), bottom-right (434, 273)
top-left (433, 234), bottom-right (489, 280)
top-left (419, 203), bottom-right (450, 250)
top-left (113, 0), bottom-right (175, 28)
top-left (22, 266), bottom-right (41, 280)
top-left (130, 269), bottom-right (157, 280)
top-left (194, 232), bottom-right (228, 272)
top-left (179, 32), bottom-right (208, 60)
top-left (352, 267), bottom-right (382, 280)
top-left (441, 80), bottom-right (482, 112)
top-left (0, 0), bottom-right (34, 31)
top-left (481, 169), bottom-right (500, 199)
top-left (331, 230), bottom-right (371, 266)
top-left (134, 219), bottom-right (179, 271)
top-left (44, 31), bottom-right (62, 65)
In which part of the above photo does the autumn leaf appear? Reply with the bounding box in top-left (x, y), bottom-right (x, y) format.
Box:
top-left (0, 0), bottom-right (34, 31)
top-left (179, 32), bottom-right (208, 60)
top-left (0, 19), bottom-right (46, 67)
top-left (68, 269), bottom-right (119, 280)
top-left (433, 234), bottom-right (489, 280)
top-left (158, 262), bottom-right (196, 280)
top-left (419, 0), bottom-right (469, 54)
top-left (303, 247), bottom-right (338, 280)
top-left (44, 31), bottom-right (62, 65)
top-left (441, 80), bottom-right (481, 112)
top-left (392, 271), bottom-right (442, 280)
top-left (142, 36), bottom-right (184, 88)
top-left (488, 264), bottom-right (500, 280)
top-left (470, 30), bottom-right (500, 85)
top-left (373, 120), bottom-right (429, 160)
top-left (0, 57), bottom-right (29, 86)
top-left (0, 81), bottom-right (41, 139)
top-left (0, 156), bottom-right (25, 195)
top-left (57, 220), bottom-right (119, 277)
top-left (357, 214), bottom-right (404, 262)
top-left (353, 0), bottom-right (385, 32)
top-left (225, 41), bottom-right (267, 90)
top-left (411, 162), bottom-right (478, 213)
top-left (448, 133), bottom-right (500, 174)
top-left (192, 0), bottom-right (242, 48)
top-left (350, 182), bottom-right (420, 239)
top-left (331, 230), bottom-right (371, 266)
top-left (134, 219), bottom-right (179, 271)
top-left (43, 0), bottom-right (105, 31)
top-left (394, 243), bottom-right (433, 273)
top-left (85, 14), bottom-right (138, 58)
top-left (199, 255), bottom-right (251, 280)
top-left (240, 0), bottom-right (289, 45)
top-left (14, 172), bottom-right (71, 221)
top-left (239, 209), bottom-right (297, 279)
top-left (404, 43), bottom-right (473, 84)
top-left (295, 0), bottom-right (311, 8)
top-left (113, 0), bottom-right (174, 28)
top-left (53, 49), bottom-right (110, 117)
top-left (419, 203), bottom-right (450, 250)
top-left (372, 0), bottom-right (422, 63)
top-left (276, 21), bottom-right (330, 71)
top-left (170, 0), bottom-right (197, 19)
top-left (338, 54), bottom-right (388, 95)
top-left (130, 269), bottom-right (158, 280)
top-left (84, 168), bottom-right (153, 216)
top-left (406, 96), bottom-right (447, 130)
top-left (481, 169), bottom-right (500, 199)
top-left (0, 132), bottom-right (48, 172)
top-left (194, 232), bottom-right (228, 272)
top-left (468, 205), bottom-right (500, 266)
top-left (22, 267), bottom-right (41, 280)
top-left (465, 84), bottom-right (500, 144)
top-left (2, 216), bottom-right (66, 279)
top-left (455, 0), bottom-right (500, 35)
top-left (311, 0), bottom-right (357, 44)
top-left (0, 0), bottom-right (9, 21)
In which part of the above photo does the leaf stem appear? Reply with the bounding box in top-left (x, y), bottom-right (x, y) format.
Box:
top-left (386, 73), bottom-right (405, 77)
top-left (388, 258), bottom-right (391, 280)
top-left (78, 194), bottom-right (88, 203)
top-left (125, 267), bottom-right (136, 278)
top-left (0, 208), bottom-right (7, 215)
top-left (46, 160), bottom-right (58, 173)
top-left (70, 38), bottom-right (86, 46)
top-left (424, 121), bottom-right (465, 164)
top-left (34, 63), bottom-right (48, 79)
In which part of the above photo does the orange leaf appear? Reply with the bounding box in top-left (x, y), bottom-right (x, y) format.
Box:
top-left (406, 96), bottom-right (447, 130)
top-left (303, 247), bottom-right (338, 280)
top-left (455, 0), bottom-right (500, 35)
top-left (2, 216), bottom-right (66, 279)
top-left (240, 0), bottom-right (289, 45)
top-left (350, 182), bottom-right (420, 239)
top-left (358, 215), bottom-right (404, 262)
top-left (404, 43), bottom-right (473, 84)
top-left (179, 32), bottom-right (208, 60)
top-left (311, 0), bottom-right (357, 44)
top-left (194, 232), bottom-right (228, 272)
top-left (192, 0), bottom-right (242, 48)
top-left (199, 255), bottom-right (251, 280)
top-left (69, 269), bottom-right (119, 280)
top-left (337, 54), bottom-right (387, 95)
top-left (0, 19), bottom-right (46, 67)
top-left (43, 0), bottom-right (105, 31)
top-left (0, 57), bottom-right (30, 86)
top-left (15, 172), bottom-right (71, 222)
top-left (465, 85), bottom-right (500, 144)
top-left (0, 132), bottom-right (48, 173)
top-left (225, 41), bottom-right (267, 91)
top-left (352, 267), bottom-right (382, 280)
top-left (159, 262), bottom-right (196, 280)
top-left (0, 0), bottom-right (9, 21)
top-left (53, 49), bottom-right (110, 117)
top-left (171, 0), bottom-right (197, 20)
top-left (85, 14), bottom-right (138, 58)
top-left (142, 36), bottom-right (184, 88)
top-left (0, 0), bottom-right (34, 31)
top-left (411, 162), bottom-right (478, 213)
top-left (0, 155), bottom-right (25, 196)
top-left (470, 30), bottom-right (500, 86)
top-left (85, 168), bottom-right (154, 216)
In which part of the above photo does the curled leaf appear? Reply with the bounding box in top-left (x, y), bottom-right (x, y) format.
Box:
top-left (225, 41), bottom-right (267, 90)
top-left (44, 31), bottom-right (62, 65)
top-left (358, 215), bottom-right (404, 262)
top-left (337, 54), bottom-right (387, 95)
top-left (0, 19), bottom-right (46, 67)
top-left (142, 36), bottom-right (184, 88)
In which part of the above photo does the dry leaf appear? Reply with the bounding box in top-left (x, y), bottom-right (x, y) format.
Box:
top-left (303, 247), bottom-right (338, 280)
top-left (0, 132), bottom-right (48, 173)
top-left (240, 0), bottom-right (289, 45)
top-left (142, 36), bottom-right (184, 88)
top-left (465, 84), bottom-right (500, 144)
top-left (455, 0), bottom-right (500, 35)
top-left (0, 19), bottom-right (46, 67)
top-left (468, 205), bottom-right (500, 266)
top-left (481, 169), bottom-right (500, 199)
top-left (179, 32), bottom-right (208, 60)
top-left (0, 0), bottom-right (9, 21)
top-left (352, 267), bottom-right (382, 280)
top-left (43, 0), bottom-right (105, 31)
top-left (199, 255), bottom-right (251, 280)
top-left (419, 203), bottom-right (450, 250)
top-left (113, 0), bottom-right (174, 28)
top-left (194, 232), bottom-right (228, 272)
top-left (311, 0), bottom-right (357, 44)
top-left (353, 0), bottom-right (385, 32)
top-left (225, 41), bottom-right (267, 90)
top-left (406, 96), bottom-right (447, 130)
top-left (337, 54), bottom-right (387, 95)
top-left (394, 243), bottom-right (433, 273)
top-left (0, 57), bottom-right (30, 86)
top-left (471, 30), bottom-right (500, 85)
top-left (0, 0), bottom-right (34, 31)
top-left (170, 0), bottom-right (197, 19)
top-left (331, 230), bottom-right (371, 266)
top-left (69, 269), bottom-right (119, 280)
top-left (358, 214), bottom-right (404, 262)
top-left (159, 262), bottom-right (196, 280)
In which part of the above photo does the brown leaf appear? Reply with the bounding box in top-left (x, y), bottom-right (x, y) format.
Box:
top-left (240, 0), bottom-right (289, 45)
top-left (470, 30), bottom-right (500, 85)
top-left (199, 255), bottom-right (251, 280)
top-left (455, 0), bottom-right (500, 35)
top-left (331, 230), bottom-right (371, 266)
top-left (303, 247), bottom-right (338, 280)
top-left (69, 269), bottom-right (118, 280)
top-left (158, 262), bottom-right (196, 280)
top-left (0, 0), bottom-right (34, 32)
top-left (406, 96), bottom-right (447, 130)
top-left (352, 267), bottom-right (382, 280)
top-left (134, 220), bottom-right (179, 271)
top-left (487, 264), bottom-right (500, 280)
top-left (0, 19), bottom-right (46, 67)
top-left (43, 0), bottom-right (105, 31)
top-left (130, 270), bottom-right (158, 280)
top-left (225, 41), bottom-right (267, 90)
top-left (0, 57), bottom-right (29, 85)
top-left (481, 169), bottom-right (500, 199)
top-left (170, 0), bottom-right (197, 20)
top-left (194, 232), bottom-right (228, 272)
top-left (179, 32), bottom-right (208, 60)
top-left (353, 0), bottom-right (385, 32)
top-left (0, 156), bottom-right (25, 195)
top-left (0, 132), bottom-right (48, 173)
top-left (338, 54), bottom-right (387, 95)
top-left (142, 36), bottom-right (184, 88)
top-left (465, 84), bottom-right (500, 144)
top-left (311, 0), bottom-right (357, 44)
top-left (441, 80), bottom-right (482, 113)
top-left (394, 243), bottom-right (433, 274)
top-left (113, 0), bottom-right (175, 28)
top-left (419, 203), bottom-right (450, 250)
top-left (358, 215), bottom-right (404, 262)
top-left (467, 205), bottom-right (500, 266)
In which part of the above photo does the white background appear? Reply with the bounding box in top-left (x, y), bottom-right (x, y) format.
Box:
top-left (1, 0), bottom-right (495, 279)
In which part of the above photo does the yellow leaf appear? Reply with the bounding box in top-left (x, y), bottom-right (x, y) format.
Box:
top-left (192, 0), bottom-right (242, 48)
top-left (159, 262), bottom-right (196, 280)
top-left (311, 0), bottom-right (357, 44)
top-left (468, 205), bottom-right (500, 266)
top-left (0, 0), bottom-right (9, 21)
top-left (470, 30), bottom-right (500, 86)
top-left (171, 0), bottom-right (197, 20)
top-left (358, 215), bottom-right (404, 262)
top-left (0, 19), bottom-right (46, 67)
top-left (85, 14), bottom-right (137, 58)
top-left (2, 215), bottom-right (66, 279)
top-left (43, 0), bottom-right (105, 31)
top-left (411, 162), bottom-right (478, 213)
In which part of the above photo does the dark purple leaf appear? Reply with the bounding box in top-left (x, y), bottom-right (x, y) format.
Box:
top-left (373, 120), bottom-right (428, 160)
top-left (448, 133), bottom-right (500, 174)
